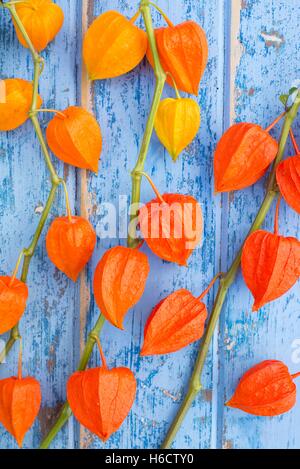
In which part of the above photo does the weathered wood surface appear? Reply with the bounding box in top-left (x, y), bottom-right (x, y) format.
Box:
top-left (0, 0), bottom-right (299, 449)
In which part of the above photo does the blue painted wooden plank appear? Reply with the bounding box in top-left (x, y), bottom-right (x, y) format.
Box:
top-left (1, 0), bottom-right (299, 451)
top-left (78, 0), bottom-right (225, 450)
top-left (220, 0), bottom-right (300, 450)
top-left (0, 0), bottom-right (80, 449)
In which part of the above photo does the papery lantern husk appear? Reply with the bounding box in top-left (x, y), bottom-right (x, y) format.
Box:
top-left (141, 289), bottom-right (207, 356)
top-left (139, 193), bottom-right (203, 266)
top-left (0, 376), bottom-right (41, 447)
top-left (154, 98), bottom-right (201, 161)
top-left (214, 123), bottom-right (278, 193)
top-left (0, 277), bottom-right (28, 335)
top-left (46, 106), bottom-right (102, 172)
top-left (67, 366), bottom-right (136, 442)
top-left (93, 246), bottom-right (150, 329)
top-left (0, 78), bottom-right (42, 131)
top-left (147, 21), bottom-right (208, 95)
top-left (227, 360), bottom-right (298, 416)
top-left (13, 0), bottom-right (64, 52)
top-left (46, 216), bottom-right (96, 282)
top-left (276, 155), bottom-right (300, 214)
top-left (241, 229), bottom-right (300, 311)
top-left (83, 11), bottom-right (148, 80)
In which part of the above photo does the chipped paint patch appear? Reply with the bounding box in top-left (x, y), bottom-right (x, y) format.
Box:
top-left (202, 389), bottom-right (212, 402)
top-left (162, 389), bottom-right (180, 402)
top-left (261, 30), bottom-right (285, 48)
top-left (38, 403), bottom-right (64, 438)
top-left (81, 429), bottom-right (95, 449)
top-left (223, 439), bottom-right (234, 449)
top-left (230, 1), bottom-right (244, 123)
top-left (35, 203), bottom-right (44, 214)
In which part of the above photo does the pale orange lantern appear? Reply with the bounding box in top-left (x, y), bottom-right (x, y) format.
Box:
top-left (83, 10), bottom-right (148, 80)
top-left (13, 0), bottom-right (64, 52)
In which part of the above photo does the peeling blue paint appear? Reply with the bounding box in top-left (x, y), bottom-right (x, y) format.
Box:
top-left (0, 0), bottom-right (300, 450)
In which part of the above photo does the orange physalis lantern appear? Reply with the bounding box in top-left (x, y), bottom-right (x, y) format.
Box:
top-left (138, 173), bottom-right (203, 266)
top-left (147, 13), bottom-right (208, 95)
top-left (227, 360), bottom-right (300, 416)
top-left (67, 338), bottom-right (136, 442)
top-left (141, 274), bottom-right (221, 356)
top-left (0, 78), bottom-right (42, 131)
top-left (276, 131), bottom-right (300, 214)
top-left (46, 106), bottom-right (102, 172)
top-left (241, 198), bottom-right (300, 311)
top-left (83, 10), bottom-right (148, 80)
top-left (93, 246), bottom-right (150, 329)
top-left (0, 276), bottom-right (28, 335)
top-left (13, 0), bottom-right (64, 52)
top-left (46, 216), bottom-right (96, 282)
top-left (214, 116), bottom-right (282, 193)
top-left (0, 343), bottom-right (41, 447)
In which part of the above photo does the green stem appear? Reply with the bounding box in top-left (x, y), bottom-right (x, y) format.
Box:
top-left (0, 4), bottom-right (60, 364)
top-left (39, 314), bottom-right (106, 449)
top-left (30, 114), bottom-right (59, 184)
top-left (162, 93), bottom-right (300, 449)
top-left (148, 1), bottom-right (174, 27)
top-left (0, 327), bottom-right (21, 364)
top-left (128, 0), bottom-right (166, 248)
top-left (0, 182), bottom-right (60, 365)
top-left (5, 3), bottom-right (39, 61)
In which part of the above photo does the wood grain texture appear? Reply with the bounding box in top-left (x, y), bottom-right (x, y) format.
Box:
top-left (0, 0), bottom-right (81, 449)
top-left (220, 0), bottom-right (300, 450)
top-left (0, 0), bottom-right (299, 450)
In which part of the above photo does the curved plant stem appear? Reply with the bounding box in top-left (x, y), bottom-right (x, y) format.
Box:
top-left (39, 314), bottom-right (106, 449)
top-left (149, 1), bottom-right (174, 27)
top-left (60, 179), bottom-right (73, 222)
top-left (274, 196), bottom-right (282, 235)
top-left (0, 3), bottom-right (61, 364)
top-left (197, 273), bottom-right (224, 301)
top-left (137, 171), bottom-right (165, 203)
top-left (162, 92), bottom-right (300, 449)
top-left (128, 0), bottom-right (166, 248)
